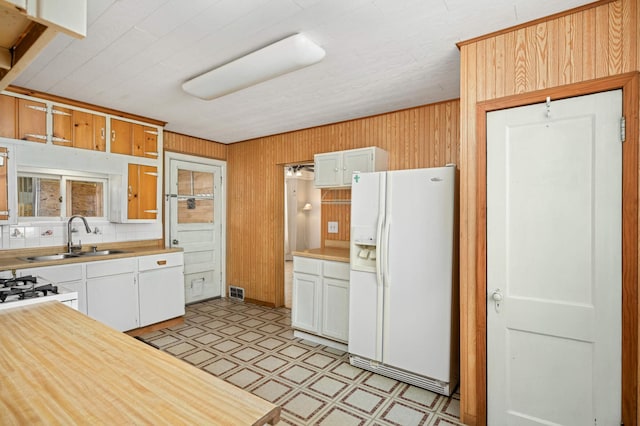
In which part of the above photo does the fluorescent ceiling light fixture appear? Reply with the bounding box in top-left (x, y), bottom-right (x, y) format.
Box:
top-left (182, 33), bottom-right (325, 100)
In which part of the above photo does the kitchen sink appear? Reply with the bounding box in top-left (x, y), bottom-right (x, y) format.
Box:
top-left (76, 249), bottom-right (129, 257)
top-left (22, 253), bottom-right (80, 262)
top-left (21, 250), bottom-right (130, 262)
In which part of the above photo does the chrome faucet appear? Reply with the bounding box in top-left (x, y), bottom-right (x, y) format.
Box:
top-left (67, 215), bottom-right (92, 253)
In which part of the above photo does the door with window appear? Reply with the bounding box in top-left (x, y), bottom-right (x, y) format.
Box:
top-left (486, 90), bottom-right (622, 425)
top-left (167, 155), bottom-right (225, 304)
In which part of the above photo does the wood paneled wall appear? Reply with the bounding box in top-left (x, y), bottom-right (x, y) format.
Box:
top-left (225, 100), bottom-right (460, 306)
top-left (163, 131), bottom-right (227, 160)
top-left (458, 0), bottom-right (639, 424)
top-left (321, 189), bottom-right (352, 244)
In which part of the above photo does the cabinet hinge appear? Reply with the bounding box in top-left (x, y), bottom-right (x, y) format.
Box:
top-left (620, 116), bottom-right (626, 142)
top-left (52, 109), bottom-right (72, 116)
top-left (27, 105), bottom-right (47, 113)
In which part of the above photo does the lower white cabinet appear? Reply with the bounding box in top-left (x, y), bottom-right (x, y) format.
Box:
top-left (87, 258), bottom-right (138, 332)
top-left (138, 252), bottom-right (185, 327)
top-left (13, 251), bottom-right (185, 332)
top-left (292, 272), bottom-right (321, 333)
top-left (292, 256), bottom-right (349, 344)
top-left (321, 278), bottom-right (349, 342)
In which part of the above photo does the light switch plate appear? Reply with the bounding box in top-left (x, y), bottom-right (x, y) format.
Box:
top-left (328, 221), bottom-right (338, 234)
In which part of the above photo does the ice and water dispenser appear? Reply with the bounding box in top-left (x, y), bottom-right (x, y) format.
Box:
top-left (351, 227), bottom-right (377, 272)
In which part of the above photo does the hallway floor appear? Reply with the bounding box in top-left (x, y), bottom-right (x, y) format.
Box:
top-left (139, 298), bottom-right (463, 425)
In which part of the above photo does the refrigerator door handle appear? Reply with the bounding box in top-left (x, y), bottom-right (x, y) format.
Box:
top-left (382, 218), bottom-right (391, 287)
top-left (375, 218), bottom-right (384, 288)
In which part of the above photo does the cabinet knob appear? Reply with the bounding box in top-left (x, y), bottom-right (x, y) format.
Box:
top-left (172, 239), bottom-right (179, 245)
top-left (157, 260), bottom-right (167, 265)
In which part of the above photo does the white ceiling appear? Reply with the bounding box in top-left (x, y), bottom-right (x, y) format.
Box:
top-left (14, 0), bottom-right (594, 143)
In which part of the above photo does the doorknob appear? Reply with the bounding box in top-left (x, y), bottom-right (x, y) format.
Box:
top-left (491, 288), bottom-right (503, 313)
top-left (172, 239), bottom-right (179, 245)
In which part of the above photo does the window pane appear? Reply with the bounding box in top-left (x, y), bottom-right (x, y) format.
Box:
top-left (18, 176), bottom-right (60, 217)
top-left (68, 181), bottom-right (104, 217)
top-left (177, 170), bottom-right (214, 196)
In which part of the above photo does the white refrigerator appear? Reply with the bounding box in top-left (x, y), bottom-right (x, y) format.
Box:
top-left (348, 165), bottom-right (458, 396)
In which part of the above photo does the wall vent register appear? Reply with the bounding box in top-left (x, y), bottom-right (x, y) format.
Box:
top-left (229, 286), bottom-right (245, 301)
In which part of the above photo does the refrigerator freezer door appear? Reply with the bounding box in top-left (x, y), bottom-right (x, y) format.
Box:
top-left (382, 166), bottom-right (455, 381)
top-left (349, 171), bottom-right (385, 361)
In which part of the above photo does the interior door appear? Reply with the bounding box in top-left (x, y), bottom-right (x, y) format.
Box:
top-left (168, 158), bottom-right (223, 303)
top-left (487, 90), bottom-right (622, 425)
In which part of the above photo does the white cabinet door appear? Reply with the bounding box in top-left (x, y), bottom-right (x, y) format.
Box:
top-left (292, 272), bottom-right (321, 333)
top-left (321, 277), bottom-right (349, 342)
top-left (342, 149), bottom-right (372, 183)
top-left (87, 273), bottom-right (137, 331)
top-left (138, 266), bottom-right (185, 327)
top-left (315, 147), bottom-right (388, 188)
top-left (313, 152), bottom-right (342, 187)
top-left (86, 258), bottom-right (138, 331)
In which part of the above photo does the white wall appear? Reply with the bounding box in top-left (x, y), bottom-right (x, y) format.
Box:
top-left (284, 169), bottom-right (321, 255)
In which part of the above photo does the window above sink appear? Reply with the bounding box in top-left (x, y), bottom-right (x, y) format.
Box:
top-left (17, 168), bottom-right (107, 221)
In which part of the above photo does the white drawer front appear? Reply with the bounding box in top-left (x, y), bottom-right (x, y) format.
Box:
top-left (86, 258), bottom-right (136, 278)
top-left (323, 260), bottom-right (350, 280)
top-left (138, 252), bottom-right (184, 271)
top-left (293, 257), bottom-right (321, 275)
top-left (27, 264), bottom-right (83, 283)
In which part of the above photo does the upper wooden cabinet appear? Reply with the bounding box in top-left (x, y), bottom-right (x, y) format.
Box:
top-left (52, 107), bottom-right (108, 151)
top-left (52, 105), bottom-right (73, 145)
top-left (0, 146), bottom-right (9, 222)
top-left (17, 98), bottom-right (47, 143)
top-left (75, 111), bottom-right (106, 151)
top-left (0, 144), bottom-right (17, 224)
top-left (110, 163), bottom-right (158, 223)
top-left (0, 94), bottom-right (16, 139)
top-left (140, 126), bottom-right (158, 159)
top-left (0, 91), bottom-right (162, 156)
top-left (110, 118), bottom-right (132, 155)
top-left (112, 119), bottom-right (158, 158)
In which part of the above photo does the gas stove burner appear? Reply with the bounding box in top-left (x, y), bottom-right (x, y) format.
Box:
top-left (0, 275), bottom-right (58, 302)
top-left (0, 275), bottom-right (37, 286)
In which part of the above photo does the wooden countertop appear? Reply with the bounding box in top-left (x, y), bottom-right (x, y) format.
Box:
top-left (0, 240), bottom-right (182, 271)
top-left (0, 302), bottom-right (280, 425)
top-left (292, 247), bottom-right (350, 263)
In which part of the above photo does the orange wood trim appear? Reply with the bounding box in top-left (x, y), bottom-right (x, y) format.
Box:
top-left (474, 103), bottom-right (488, 425)
top-left (244, 298), bottom-right (276, 308)
top-left (622, 72), bottom-right (639, 426)
top-left (457, 0), bottom-right (615, 48)
top-left (125, 316), bottom-right (184, 337)
top-left (475, 72), bottom-right (638, 425)
top-left (5, 86), bottom-right (166, 126)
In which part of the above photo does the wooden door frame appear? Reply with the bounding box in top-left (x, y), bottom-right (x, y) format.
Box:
top-left (475, 72), bottom-right (638, 425)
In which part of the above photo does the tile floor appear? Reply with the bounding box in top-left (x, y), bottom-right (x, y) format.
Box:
top-left (139, 298), bottom-right (463, 426)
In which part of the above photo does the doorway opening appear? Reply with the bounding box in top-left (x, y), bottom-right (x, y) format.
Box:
top-left (283, 164), bottom-right (320, 308)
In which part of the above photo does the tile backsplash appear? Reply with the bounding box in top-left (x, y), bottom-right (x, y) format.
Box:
top-left (1, 220), bottom-right (162, 250)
